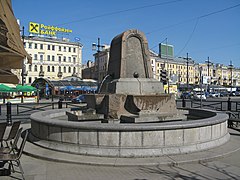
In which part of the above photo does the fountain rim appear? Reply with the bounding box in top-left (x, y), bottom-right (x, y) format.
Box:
top-left (30, 108), bottom-right (228, 131)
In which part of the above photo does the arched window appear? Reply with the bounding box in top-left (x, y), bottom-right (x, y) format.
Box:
top-left (47, 66), bottom-right (50, 72)
top-left (34, 65), bottom-right (37, 72)
top-left (52, 66), bottom-right (55, 72)
top-left (68, 67), bottom-right (71, 73)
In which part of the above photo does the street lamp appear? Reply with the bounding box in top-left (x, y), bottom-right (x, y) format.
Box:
top-left (229, 60), bottom-right (233, 93)
top-left (21, 26), bottom-right (26, 86)
top-left (205, 57), bottom-right (212, 92)
top-left (199, 66), bottom-right (203, 108)
top-left (186, 53), bottom-right (189, 91)
top-left (92, 38), bottom-right (105, 82)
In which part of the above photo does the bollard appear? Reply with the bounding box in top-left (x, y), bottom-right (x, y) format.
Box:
top-left (182, 97), bottom-right (186, 108)
top-left (58, 99), bottom-right (63, 109)
top-left (228, 97), bottom-right (231, 111)
top-left (6, 102), bottom-right (12, 125)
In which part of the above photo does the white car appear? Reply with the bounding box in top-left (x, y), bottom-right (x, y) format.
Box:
top-left (194, 93), bottom-right (206, 100)
top-left (209, 92), bottom-right (220, 98)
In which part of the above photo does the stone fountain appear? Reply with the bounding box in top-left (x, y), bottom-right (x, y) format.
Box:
top-left (29, 29), bottom-right (229, 158)
top-left (84, 29), bottom-right (186, 123)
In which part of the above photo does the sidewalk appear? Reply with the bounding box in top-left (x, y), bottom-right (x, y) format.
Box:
top-left (1, 125), bottom-right (240, 179)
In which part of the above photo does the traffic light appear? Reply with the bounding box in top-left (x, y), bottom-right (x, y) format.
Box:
top-left (160, 70), bottom-right (167, 85)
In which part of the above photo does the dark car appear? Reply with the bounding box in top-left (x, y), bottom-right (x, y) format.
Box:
top-left (180, 92), bottom-right (192, 99)
top-left (71, 95), bottom-right (85, 103)
top-left (220, 92), bottom-right (229, 97)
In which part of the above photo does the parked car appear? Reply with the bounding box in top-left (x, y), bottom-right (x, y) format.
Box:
top-left (220, 91), bottom-right (230, 97)
top-left (230, 91), bottom-right (240, 96)
top-left (71, 95), bottom-right (85, 103)
top-left (209, 92), bottom-right (221, 98)
top-left (193, 92), bottom-right (206, 100)
top-left (180, 92), bottom-right (192, 99)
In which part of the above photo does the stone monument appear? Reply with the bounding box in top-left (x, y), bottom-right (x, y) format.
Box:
top-left (29, 29), bottom-right (229, 158)
top-left (85, 29), bottom-right (185, 123)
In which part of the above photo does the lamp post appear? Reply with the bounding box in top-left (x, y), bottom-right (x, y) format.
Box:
top-left (186, 53), bottom-right (189, 91)
top-left (92, 38), bottom-right (105, 82)
top-left (205, 57), bottom-right (212, 93)
top-left (166, 38), bottom-right (170, 94)
top-left (21, 26), bottom-right (26, 86)
top-left (229, 60), bottom-right (233, 93)
top-left (199, 66), bottom-right (203, 108)
top-left (21, 26), bottom-right (27, 103)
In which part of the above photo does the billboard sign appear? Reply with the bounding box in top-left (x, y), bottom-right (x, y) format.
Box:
top-left (159, 43), bottom-right (174, 59)
top-left (29, 22), bottom-right (72, 36)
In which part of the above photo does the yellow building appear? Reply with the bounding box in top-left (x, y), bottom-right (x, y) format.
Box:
top-left (151, 51), bottom-right (196, 85)
top-left (23, 36), bottom-right (83, 84)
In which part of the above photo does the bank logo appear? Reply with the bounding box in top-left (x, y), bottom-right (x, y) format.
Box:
top-left (29, 22), bottom-right (39, 34)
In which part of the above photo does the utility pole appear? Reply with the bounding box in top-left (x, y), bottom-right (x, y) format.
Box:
top-left (21, 26), bottom-right (25, 86)
top-left (186, 53), bottom-right (189, 91)
top-left (92, 38), bottom-right (105, 82)
top-left (229, 60), bottom-right (233, 93)
top-left (166, 38), bottom-right (170, 94)
top-left (21, 26), bottom-right (25, 103)
top-left (205, 57), bottom-right (211, 93)
top-left (199, 66), bottom-right (203, 108)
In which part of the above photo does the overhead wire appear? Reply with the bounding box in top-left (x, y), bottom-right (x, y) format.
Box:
top-left (57, 0), bottom-right (184, 26)
top-left (148, 3), bottom-right (240, 55)
top-left (175, 18), bottom-right (199, 57)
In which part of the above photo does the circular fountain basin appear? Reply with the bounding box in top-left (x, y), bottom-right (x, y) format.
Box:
top-left (30, 108), bottom-right (229, 157)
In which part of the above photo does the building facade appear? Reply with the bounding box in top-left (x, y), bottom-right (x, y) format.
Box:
top-left (23, 36), bottom-right (83, 84)
top-left (92, 45), bottom-right (110, 81)
top-left (83, 48), bottom-right (239, 88)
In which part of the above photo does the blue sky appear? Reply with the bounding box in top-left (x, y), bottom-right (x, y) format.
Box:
top-left (12, 0), bottom-right (240, 66)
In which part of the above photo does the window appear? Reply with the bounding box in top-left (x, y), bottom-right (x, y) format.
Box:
top-left (47, 45), bottom-right (50, 50)
top-left (40, 65), bottom-right (43, 71)
top-left (47, 66), bottom-right (50, 72)
top-left (52, 66), bottom-right (55, 72)
top-left (73, 48), bottom-right (76, 53)
top-left (58, 66), bottom-right (61, 72)
top-left (34, 43), bottom-right (37, 49)
top-left (40, 54), bottom-right (43, 61)
top-left (28, 65), bottom-right (32, 72)
top-left (52, 55), bottom-right (55, 61)
top-left (68, 47), bottom-right (71, 52)
top-left (40, 44), bottom-right (43, 49)
top-left (28, 77), bottom-right (32, 84)
top-left (52, 45), bottom-right (55, 51)
top-left (63, 56), bottom-right (66, 62)
top-left (68, 57), bottom-right (71, 62)
top-left (34, 54), bottom-right (37, 60)
top-left (73, 57), bottom-right (76, 63)
top-left (59, 46), bottom-right (61, 51)
top-left (63, 46), bottom-right (66, 52)
top-left (34, 65), bottom-right (37, 71)
top-left (73, 67), bottom-right (76, 73)
top-left (47, 55), bottom-right (50, 61)
top-left (68, 67), bottom-right (71, 73)
top-left (63, 66), bottom-right (66, 73)
top-left (58, 56), bottom-right (61, 62)
top-left (28, 43), bottom-right (32, 49)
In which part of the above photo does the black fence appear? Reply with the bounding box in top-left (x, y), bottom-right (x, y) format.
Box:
top-left (1, 98), bottom-right (240, 125)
